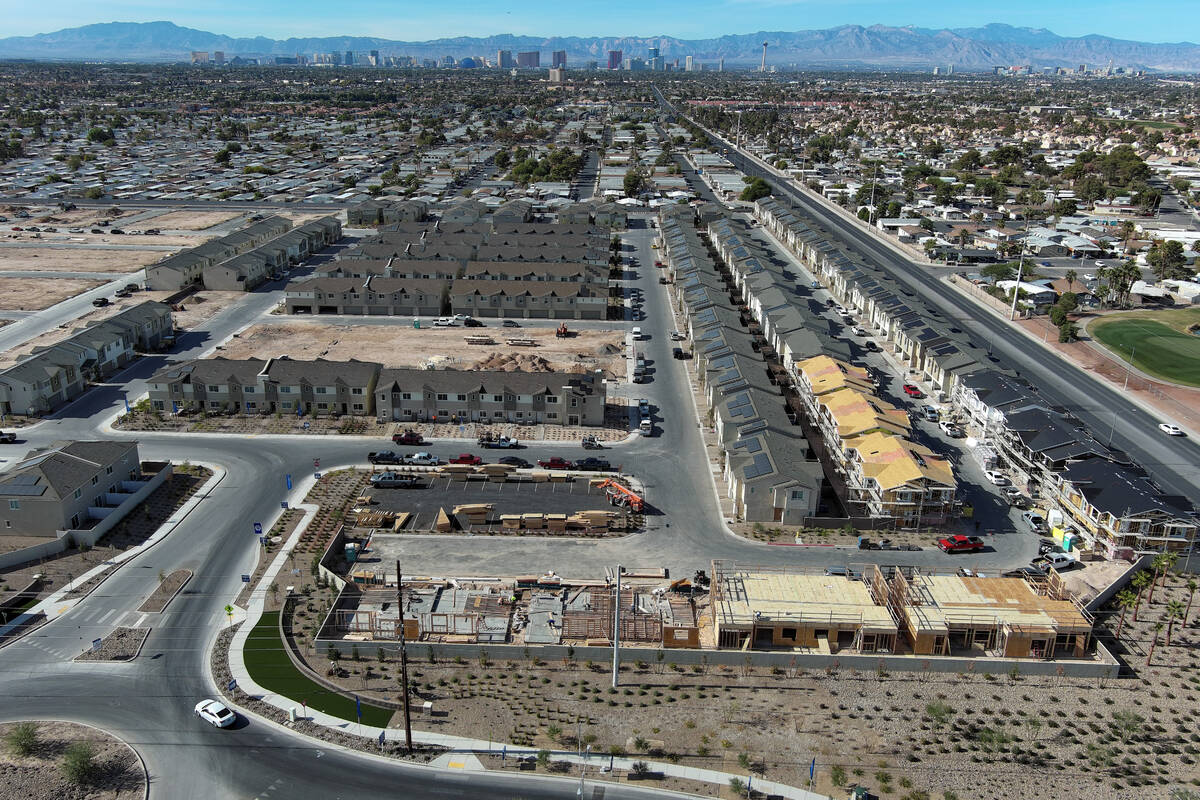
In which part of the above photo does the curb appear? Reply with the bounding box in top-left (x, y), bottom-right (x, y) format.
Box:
top-left (139, 569), bottom-right (193, 614)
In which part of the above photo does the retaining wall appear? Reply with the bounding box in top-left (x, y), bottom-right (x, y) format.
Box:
top-left (313, 637), bottom-right (1120, 680)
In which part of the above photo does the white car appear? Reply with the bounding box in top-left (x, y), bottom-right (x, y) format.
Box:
top-left (984, 470), bottom-right (1011, 487)
top-left (433, 317), bottom-right (457, 327)
top-left (195, 699), bottom-right (236, 728)
top-left (1159, 423), bottom-right (1185, 436)
top-left (404, 452), bottom-right (440, 466)
top-left (669, 330), bottom-right (685, 341)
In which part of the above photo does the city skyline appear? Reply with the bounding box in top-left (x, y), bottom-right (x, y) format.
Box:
top-left (3, 0), bottom-right (1197, 45)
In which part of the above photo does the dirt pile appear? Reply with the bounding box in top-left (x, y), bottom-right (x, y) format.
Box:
top-left (470, 352), bottom-right (555, 372)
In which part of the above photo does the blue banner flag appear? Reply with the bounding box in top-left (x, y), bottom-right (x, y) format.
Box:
top-left (378, 730), bottom-right (385, 746)
top-left (810, 757), bottom-right (816, 781)
top-left (355, 695), bottom-right (361, 721)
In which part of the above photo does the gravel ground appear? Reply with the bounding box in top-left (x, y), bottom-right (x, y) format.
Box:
top-left (138, 570), bottom-right (191, 613)
top-left (74, 627), bottom-right (150, 662)
top-left (0, 720), bottom-right (144, 799)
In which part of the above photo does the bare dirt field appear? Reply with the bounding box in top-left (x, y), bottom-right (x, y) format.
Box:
top-left (0, 246), bottom-right (167, 273)
top-left (142, 290), bottom-right (248, 330)
top-left (0, 720), bottom-right (145, 799)
top-left (25, 206), bottom-right (138, 229)
top-left (221, 322), bottom-right (625, 377)
top-left (0, 277), bottom-right (105, 311)
top-left (144, 210), bottom-right (241, 230)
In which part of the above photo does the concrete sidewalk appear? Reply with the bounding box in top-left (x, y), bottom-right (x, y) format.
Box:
top-left (224, 492), bottom-right (827, 800)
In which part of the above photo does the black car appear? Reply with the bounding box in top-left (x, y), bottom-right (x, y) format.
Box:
top-left (575, 457), bottom-right (611, 471)
top-left (91, 297), bottom-right (111, 307)
top-left (463, 318), bottom-right (485, 328)
top-left (1002, 566), bottom-right (1048, 579)
top-left (498, 456), bottom-right (531, 468)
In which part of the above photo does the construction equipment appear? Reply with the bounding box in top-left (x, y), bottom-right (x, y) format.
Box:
top-left (555, 322), bottom-right (571, 338)
top-left (595, 478), bottom-right (645, 513)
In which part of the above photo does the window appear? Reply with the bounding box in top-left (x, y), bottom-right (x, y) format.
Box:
top-left (8, 500), bottom-right (18, 510)
top-left (515, 412), bottom-right (523, 418)
top-left (106, 466), bottom-right (113, 475)
top-left (351, 388), bottom-right (363, 395)
top-left (281, 401), bottom-right (293, 410)
top-left (3, 521), bottom-right (9, 528)
top-left (456, 394), bottom-right (466, 401)
top-left (246, 402), bottom-right (257, 410)
top-left (437, 409), bottom-right (447, 417)
top-left (781, 627), bottom-right (797, 640)
top-left (74, 488), bottom-right (82, 499)
top-left (545, 395), bottom-right (559, 404)
top-left (547, 412), bottom-right (558, 420)
top-left (493, 411), bottom-right (504, 418)
top-left (207, 385), bottom-right (220, 392)
top-left (436, 393), bottom-right (448, 401)
top-left (91, 476), bottom-right (98, 485)
top-left (493, 395), bottom-right (503, 403)
top-left (243, 386), bottom-right (255, 393)
top-left (401, 392), bottom-right (412, 401)
top-left (315, 386), bottom-right (327, 394)
top-left (317, 403), bottom-right (329, 410)
top-left (790, 490), bottom-right (806, 500)
top-left (209, 401), bottom-right (221, 409)
top-left (352, 403), bottom-right (364, 411)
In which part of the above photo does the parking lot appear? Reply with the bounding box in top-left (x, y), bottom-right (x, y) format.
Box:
top-left (364, 474), bottom-right (629, 531)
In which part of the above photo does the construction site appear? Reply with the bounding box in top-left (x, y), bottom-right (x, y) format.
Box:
top-left (349, 465), bottom-right (646, 535)
top-left (312, 554), bottom-right (1099, 665)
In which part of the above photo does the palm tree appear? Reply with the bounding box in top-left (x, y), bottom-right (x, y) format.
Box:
top-left (1114, 590), bottom-right (1138, 641)
top-left (1146, 620), bottom-right (1165, 666)
top-left (1118, 219), bottom-right (1136, 254)
top-left (1166, 601), bottom-right (1186, 646)
top-left (1064, 268), bottom-right (1078, 289)
top-left (1148, 553), bottom-right (1175, 604)
top-left (1184, 579), bottom-right (1198, 627)
top-left (1159, 552), bottom-right (1179, 591)
top-left (1131, 570), bottom-right (1152, 622)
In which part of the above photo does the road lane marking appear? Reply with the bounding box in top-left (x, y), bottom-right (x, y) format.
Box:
top-left (96, 609), bottom-right (117, 625)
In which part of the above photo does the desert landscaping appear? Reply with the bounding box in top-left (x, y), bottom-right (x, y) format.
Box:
top-left (0, 246), bottom-right (167, 273)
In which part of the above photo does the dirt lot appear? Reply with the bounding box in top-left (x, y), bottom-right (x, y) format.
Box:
top-left (143, 210), bottom-right (242, 230)
top-left (0, 246), bottom-right (169, 274)
top-left (0, 720), bottom-right (144, 799)
top-left (0, 277), bottom-right (105, 311)
top-left (220, 322), bottom-right (625, 377)
top-left (25, 206), bottom-right (138, 229)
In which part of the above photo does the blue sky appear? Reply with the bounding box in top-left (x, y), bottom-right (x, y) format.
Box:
top-left (5, 0), bottom-right (1195, 43)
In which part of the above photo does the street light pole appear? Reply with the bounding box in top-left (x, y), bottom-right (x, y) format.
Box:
top-left (1122, 345), bottom-right (1135, 391)
top-left (1008, 244), bottom-right (1027, 321)
top-left (395, 561), bottom-right (414, 753)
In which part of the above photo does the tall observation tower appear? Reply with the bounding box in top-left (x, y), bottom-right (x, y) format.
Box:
top-left (760, 41), bottom-right (768, 72)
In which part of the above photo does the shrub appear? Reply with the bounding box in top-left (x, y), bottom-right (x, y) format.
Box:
top-left (61, 742), bottom-right (97, 784)
top-left (4, 722), bottom-right (38, 756)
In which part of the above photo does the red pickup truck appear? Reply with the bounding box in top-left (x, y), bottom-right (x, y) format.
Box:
top-left (937, 535), bottom-right (985, 554)
top-left (392, 430), bottom-right (424, 446)
top-left (536, 457), bottom-right (573, 470)
top-left (449, 453), bottom-right (483, 466)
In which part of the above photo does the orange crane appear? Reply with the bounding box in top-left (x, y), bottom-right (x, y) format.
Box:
top-left (555, 322), bottom-right (570, 338)
top-left (596, 478), bottom-right (644, 513)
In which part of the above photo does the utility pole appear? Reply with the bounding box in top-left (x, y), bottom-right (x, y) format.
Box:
top-left (395, 561), bottom-right (414, 753)
top-left (1008, 244), bottom-right (1026, 321)
top-left (867, 162), bottom-right (879, 225)
top-left (611, 564), bottom-right (622, 688)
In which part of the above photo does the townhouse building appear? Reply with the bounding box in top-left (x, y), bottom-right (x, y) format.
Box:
top-left (0, 440), bottom-right (143, 537)
top-left (146, 215), bottom-right (292, 290)
top-left (374, 368), bottom-right (606, 426)
top-left (0, 302), bottom-right (173, 416)
top-left (147, 357), bottom-right (378, 417)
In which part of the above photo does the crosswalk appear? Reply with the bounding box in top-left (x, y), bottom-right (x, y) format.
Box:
top-left (16, 603), bottom-right (138, 662)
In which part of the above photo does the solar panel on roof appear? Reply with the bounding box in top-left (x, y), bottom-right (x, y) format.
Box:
top-left (740, 419), bottom-right (768, 435)
top-left (743, 453), bottom-right (774, 479)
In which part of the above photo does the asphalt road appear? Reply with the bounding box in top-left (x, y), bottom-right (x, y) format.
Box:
top-left (0, 269), bottom-right (148, 354)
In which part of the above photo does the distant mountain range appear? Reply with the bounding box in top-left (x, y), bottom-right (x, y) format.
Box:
top-left (1, 21), bottom-right (1198, 71)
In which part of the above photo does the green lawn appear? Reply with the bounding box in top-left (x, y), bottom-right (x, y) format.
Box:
top-left (1091, 314), bottom-right (1200, 387)
top-left (243, 611), bottom-right (394, 727)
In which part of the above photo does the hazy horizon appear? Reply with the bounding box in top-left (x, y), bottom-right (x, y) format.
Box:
top-left (2, 0), bottom-right (1196, 45)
